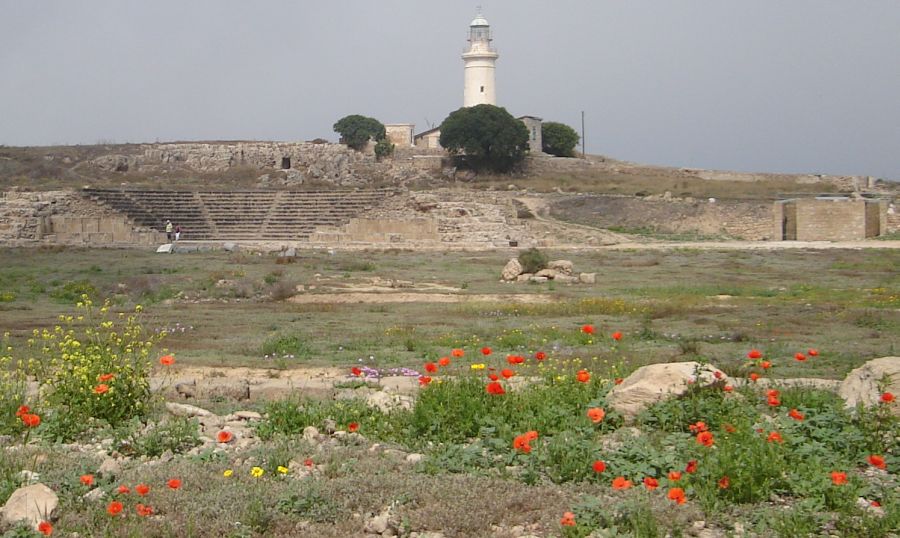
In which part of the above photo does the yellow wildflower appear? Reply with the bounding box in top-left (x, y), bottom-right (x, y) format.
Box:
top-left (250, 467), bottom-right (265, 478)
top-left (223, 469), bottom-right (233, 477)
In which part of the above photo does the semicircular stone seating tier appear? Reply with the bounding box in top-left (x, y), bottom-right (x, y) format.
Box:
top-left (81, 188), bottom-right (398, 240)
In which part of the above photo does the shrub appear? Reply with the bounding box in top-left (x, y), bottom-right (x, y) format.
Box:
top-left (260, 334), bottom-right (312, 359)
top-left (374, 139), bottom-right (395, 160)
top-left (517, 247), bottom-right (548, 274)
top-left (541, 121), bottom-right (580, 157)
top-left (24, 298), bottom-right (164, 438)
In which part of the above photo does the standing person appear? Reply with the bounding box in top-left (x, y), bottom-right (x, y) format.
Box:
top-left (174, 224), bottom-right (181, 241)
top-left (165, 220), bottom-right (173, 241)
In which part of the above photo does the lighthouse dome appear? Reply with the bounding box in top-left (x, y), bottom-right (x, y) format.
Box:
top-left (470, 14), bottom-right (489, 27)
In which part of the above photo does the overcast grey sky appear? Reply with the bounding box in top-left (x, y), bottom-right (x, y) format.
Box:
top-left (1, 1), bottom-right (898, 178)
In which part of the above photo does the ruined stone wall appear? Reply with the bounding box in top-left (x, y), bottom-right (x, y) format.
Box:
top-left (0, 190), bottom-right (161, 245)
top-left (795, 199), bottom-right (864, 241)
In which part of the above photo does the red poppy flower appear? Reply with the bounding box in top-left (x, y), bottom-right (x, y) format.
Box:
top-left (767, 396), bottom-right (780, 407)
top-left (488, 373), bottom-right (499, 381)
top-left (451, 348), bottom-right (464, 358)
top-left (696, 431), bottom-right (714, 447)
top-left (586, 407), bottom-right (605, 423)
top-left (350, 367), bottom-right (362, 377)
top-left (15, 405), bottom-right (29, 417)
top-left (788, 409), bottom-right (805, 421)
top-left (723, 385), bottom-right (734, 392)
top-left (718, 476), bottom-right (730, 489)
top-left (348, 422), bottom-right (359, 432)
top-left (167, 478), bottom-right (181, 490)
top-left (794, 352), bottom-right (806, 362)
top-left (830, 471), bottom-right (848, 485)
top-left (575, 369), bottom-right (590, 383)
top-left (486, 381), bottom-right (505, 395)
top-left (667, 487), bottom-right (686, 504)
top-left (512, 435), bottom-right (532, 454)
top-left (135, 484), bottom-right (150, 496)
top-left (688, 421), bottom-right (707, 433)
top-left (867, 455), bottom-right (886, 470)
top-left (667, 471), bottom-right (682, 482)
top-left (524, 430), bottom-right (538, 441)
top-left (614, 378), bottom-right (623, 385)
top-left (766, 389), bottom-right (780, 398)
top-left (611, 331), bottom-right (622, 341)
top-left (749, 373), bottom-right (760, 382)
top-left (107, 501), bottom-right (123, 516)
top-left (424, 362), bottom-right (437, 373)
top-left (20, 413), bottom-right (41, 428)
top-left (808, 348), bottom-right (819, 356)
top-left (159, 355), bottom-right (175, 366)
top-left (93, 384), bottom-right (109, 395)
top-left (535, 351), bottom-right (546, 360)
top-left (438, 357), bottom-right (450, 367)
top-left (685, 460), bottom-right (698, 474)
top-left (766, 431), bottom-right (783, 443)
top-left (418, 375), bottom-right (432, 386)
top-left (747, 349), bottom-right (762, 359)
top-left (714, 371), bottom-right (723, 379)
top-left (560, 512), bottom-right (576, 527)
top-left (37, 521), bottom-right (52, 536)
top-left (217, 430), bottom-right (234, 443)
top-left (501, 368), bottom-right (515, 379)
top-left (80, 474), bottom-right (94, 487)
top-left (98, 373), bottom-right (115, 382)
top-left (581, 324), bottom-right (595, 335)
top-left (592, 460), bottom-right (606, 473)
top-left (117, 485), bottom-right (130, 494)
top-left (304, 458), bottom-right (314, 467)
top-left (881, 392), bottom-right (895, 403)
top-left (760, 361), bottom-right (772, 369)
top-left (643, 477), bottom-right (658, 490)
top-left (481, 347), bottom-right (492, 356)
top-left (872, 500), bottom-right (881, 507)
top-left (135, 503), bottom-right (154, 517)
top-left (611, 476), bottom-right (633, 490)
top-left (506, 355), bottom-right (524, 365)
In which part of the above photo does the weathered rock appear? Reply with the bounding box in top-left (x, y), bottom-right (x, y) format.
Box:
top-left (516, 273), bottom-right (533, 282)
top-left (578, 272), bottom-right (596, 284)
top-left (839, 357), bottom-right (900, 414)
top-left (365, 391), bottom-right (413, 413)
top-left (223, 242), bottom-right (239, 252)
top-left (529, 276), bottom-right (549, 283)
top-left (83, 487), bottom-right (106, 502)
top-left (535, 269), bottom-right (558, 279)
top-left (156, 244), bottom-right (173, 254)
top-left (0, 483), bottom-right (58, 529)
top-left (234, 411), bottom-right (262, 421)
top-left (500, 258), bottom-right (523, 281)
top-left (548, 260), bottom-right (574, 275)
top-left (607, 362), bottom-right (728, 419)
top-left (97, 458), bottom-right (121, 478)
top-left (165, 402), bottom-right (213, 417)
top-left (555, 274), bottom-right (579, 284)
top-left (405, 453), bottom-right (424, 464)
top-left (303, 426), bottom-right (321, 442)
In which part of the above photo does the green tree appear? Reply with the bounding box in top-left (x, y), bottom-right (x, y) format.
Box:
top-left (439, 105), bottom-right (530, 172)
top-left (333, 115), bottom-right (386, 151)
top-left (541, 121), bottom-right (580, 157)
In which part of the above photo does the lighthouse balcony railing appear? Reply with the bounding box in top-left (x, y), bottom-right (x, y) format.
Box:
top-left (462, 45), bottom-right (498, 54)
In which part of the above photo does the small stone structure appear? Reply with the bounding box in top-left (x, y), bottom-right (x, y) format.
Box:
top-left (384, 124), bottom-right (415, 148)
top-left (773, 197), bottom-right (888, 240)
top-left (518, 116), bottom-right (543, 154)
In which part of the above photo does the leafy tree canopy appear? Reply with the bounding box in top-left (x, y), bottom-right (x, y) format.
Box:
top-left (333, 115), bottom-right (386, 151)
top-left (438, 105), bottom-right (530, 172)
top-left (541, 121), bottom-right (580, 157)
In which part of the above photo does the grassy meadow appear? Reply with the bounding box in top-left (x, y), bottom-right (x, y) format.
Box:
top-left (0, 245), bottom-right (898, 537)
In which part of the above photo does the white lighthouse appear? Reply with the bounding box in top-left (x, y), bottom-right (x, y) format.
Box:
top-left (462, 11), bottom-right (499, 107)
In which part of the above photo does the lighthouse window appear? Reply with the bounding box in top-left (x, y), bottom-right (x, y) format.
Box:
top-left (480, 86), bottom-right (485, 93)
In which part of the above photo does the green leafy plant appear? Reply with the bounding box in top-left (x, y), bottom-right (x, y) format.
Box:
top-left (541, 121), bottom-right (580, 157)
top-left (517, 247), bottom-right (548, 274)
